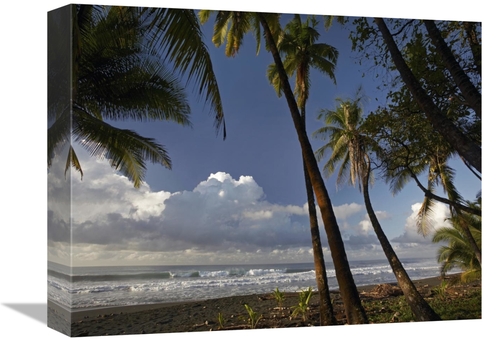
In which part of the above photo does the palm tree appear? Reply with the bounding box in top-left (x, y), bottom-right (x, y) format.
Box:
top-left (380, 138), bottom-right (482, 265)
top-left (314, 93), bottom-right (441, 321)
top-left (433, 199), bottom-right (481, 284)
top-left (266, 14), bottom-right (338, 325)
top-left (48, 5), bottom-right (226, 188)
top-left (423, 20), bottom-right (481, 119)
top-left (199, 10), bottom-right (368, 324)
top-left (374, 18), bottom-right (481, 174)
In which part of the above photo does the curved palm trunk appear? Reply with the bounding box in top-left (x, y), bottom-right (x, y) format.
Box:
top-left (362, 167), bottom-right (441, 321)
top-left (300, 106), bottom-right (336, 325)
top-left (463, 22), bottom-right (481, 77)
top-left (375, 18), bottom-right (481, 174)
top-left (423, 20), bottom-right (481, 119)
top-left (258, 13), bottom-right (368, 324)
top-left (408, 172), bottom-right (481, 217)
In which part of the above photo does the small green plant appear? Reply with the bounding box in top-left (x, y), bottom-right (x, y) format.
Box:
top-left (432, 281), bottom-right (449, 300)
top-left (244, 304), bottom-right (262, 329)
top-left (291, 287), bottom-right (313, 321)
top-left (217, 312), bottom-right (225, 329)
top-left (273, 287), bottom-right (285, 307)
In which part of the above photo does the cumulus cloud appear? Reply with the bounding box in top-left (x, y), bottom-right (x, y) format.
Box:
top-left (48, 145), bottom-right (449, 265)
top-left (333, 203), bottom-right (364, 220)
top-left (48, 148), bottom-right (322, 264)
top-left (392, 202), bottom-right (451, 244)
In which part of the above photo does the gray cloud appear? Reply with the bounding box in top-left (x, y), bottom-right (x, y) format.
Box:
top-left (48, 146), bottom-right (446, 265)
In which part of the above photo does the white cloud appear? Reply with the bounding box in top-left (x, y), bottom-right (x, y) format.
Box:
top-left (392, 202), bottom-right (452, 243)
top-left (49, 146), bottom-right (449, 265)
top-left (48, 151), bottom-right (320, 265)
top-left (333, 203), bottom-right (364, 220)
top-left (357, 211), bottom-right (391, 235)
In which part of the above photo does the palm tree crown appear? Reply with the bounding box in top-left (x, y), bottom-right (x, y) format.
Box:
top-left (267, 15), bottom-right (338, 114)
top-left (266, 14), bottom-right (339, 326)
top-left (433, 198), bottom-right (481, 283)
top-left (314, 93), bottom-right (373, 189)
top-left (48, 5), bottom-right (226, 188)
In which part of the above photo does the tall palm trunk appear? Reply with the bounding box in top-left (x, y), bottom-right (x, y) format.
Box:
top-left (303, 162), bottom-right (337, 325)
top-left (463, 22), bottom-right (481, 77)
top-left (300, 105), bottom-right (336, 325)
top-left (361, 161), bottom-right (441, 321)
top-left (258, 13), bottom-right (368, 324)
top-left (423, 20), bottom-right (481, 119)
top-left (374, 18), bottom-right (481, 174)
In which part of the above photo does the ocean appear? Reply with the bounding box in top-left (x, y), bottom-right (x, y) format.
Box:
top-left (48, 258), bottom-right (453, 311)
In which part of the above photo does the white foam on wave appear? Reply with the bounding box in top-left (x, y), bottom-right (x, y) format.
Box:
top-left (48, 258), bottom-right (447, 309)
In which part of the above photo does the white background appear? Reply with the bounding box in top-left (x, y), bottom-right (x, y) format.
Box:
top-left (0, 1), bottom-right (493, 340)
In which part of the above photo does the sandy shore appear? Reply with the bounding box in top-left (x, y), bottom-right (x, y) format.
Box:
top-left (48, 275), bottom-right (468, 337)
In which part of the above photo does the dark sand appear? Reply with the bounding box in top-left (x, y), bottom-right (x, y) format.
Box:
top-left (48, 275), bottom-right (476, 337)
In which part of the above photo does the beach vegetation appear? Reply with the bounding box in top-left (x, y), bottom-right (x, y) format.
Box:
top-left (273, 287), bottom-right (285, 307)
top-left (243, 304), bottom-right (262, 329)
top-left (199, 9), bottom-right (368, 325)
top-left (216, 312), bottom-right (225, 330)
top-left (431, 280), bottom-right (449, 300)
top-left (291, 287), bottom-right (313, 321)
top-left (363, 283), bottom-right (480, 323)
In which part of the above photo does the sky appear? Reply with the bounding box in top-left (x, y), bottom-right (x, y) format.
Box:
top-left (45, 3), bottom-right (482, 267)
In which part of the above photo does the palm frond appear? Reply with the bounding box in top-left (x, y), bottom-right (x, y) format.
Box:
top-left (145, 8), bottom-right (226, 137)
top-left (314, 94), bottom-right (372, 192)
top-left (432, 212), bottom-right (481, 282)
top-left (73, 111), bottom-right (172, 188)
top-left (64, 145), bottom-right (84, 180)
top-left (78, 56), bottom-right (192, 124)
top-left (416, 177), bottom-right (437, 236)
top-left (48, 110), bottom-right (71, 168)
top-left (266, 63), bottom-right (283, 97)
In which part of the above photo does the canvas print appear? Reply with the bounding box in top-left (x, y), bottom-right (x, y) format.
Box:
top-left (47, 3), bottom-right (481, 337)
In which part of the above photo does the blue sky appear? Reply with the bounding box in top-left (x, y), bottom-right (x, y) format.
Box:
top-left (45, 5), bottom-right (481, 267)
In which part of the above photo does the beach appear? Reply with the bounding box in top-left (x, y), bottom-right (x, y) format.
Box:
top-left (48, 274), bottom-right (480, 337)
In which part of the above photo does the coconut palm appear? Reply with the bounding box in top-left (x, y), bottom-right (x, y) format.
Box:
top-left (433, 199), bottom-right (481, 284)
top-left (266, 14), bottom-right (338, 325)
top-left (314, 92), bottom-right (441, 321)
top-left (374, 18), bottom-right (481, 174)
top-left (48, 5), bottom-right (226, 188)
top-left (199, 11), bottom-right (368, 324)
top-left (381, 139), bottom-right (482, 265)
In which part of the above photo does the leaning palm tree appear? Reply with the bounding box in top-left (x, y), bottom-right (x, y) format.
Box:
top-left (48, 5), bottom-right (226, 188)
top-left (417, 153), bottom-right (482, 267)
top-left (314, 93), bottom-right (441, 321)
top-left (383, 141), bottom-right (482, 265)
top-left (199, 10), bottom-right (368, 324)
top-left (267, 14), bottom-right (338, 326)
